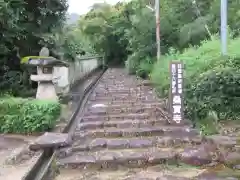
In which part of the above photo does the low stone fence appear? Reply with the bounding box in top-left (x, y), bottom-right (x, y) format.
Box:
top-left (53, 56), bottom-right (103, 94)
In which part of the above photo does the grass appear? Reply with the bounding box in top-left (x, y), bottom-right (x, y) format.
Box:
top-left (150, 36), bottom-right (240, 134)
top-left (151, 36), bottom-right (240, 96)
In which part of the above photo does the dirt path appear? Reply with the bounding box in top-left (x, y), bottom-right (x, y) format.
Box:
top-left (0, 135), bottom-right (40, 180)
top-left (55, 68), bottom-right (239, 180)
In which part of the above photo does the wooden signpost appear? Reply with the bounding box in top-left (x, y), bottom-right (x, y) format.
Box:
top-left (169, 61), bottom-right (184, 124)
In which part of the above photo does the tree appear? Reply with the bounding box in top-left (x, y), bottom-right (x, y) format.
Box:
top-left (0, 0), bottom-right (68, 94)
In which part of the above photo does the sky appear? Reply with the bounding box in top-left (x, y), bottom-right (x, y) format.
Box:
top-left (68, 0), bottom-right (129, 14)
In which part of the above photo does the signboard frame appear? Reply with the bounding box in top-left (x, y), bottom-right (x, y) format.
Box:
top-left (169, 60), bottom-right (184, 124)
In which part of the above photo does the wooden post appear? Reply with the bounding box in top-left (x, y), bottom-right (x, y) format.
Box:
top-left (155, 0), bottom-right (161, 60)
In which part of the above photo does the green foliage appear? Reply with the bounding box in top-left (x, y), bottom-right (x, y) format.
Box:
top-left (0, 98), bottom-right (61, 133)
top-left (125, 52), bottom-right (144, 74)
top-left (76, 0), bottom-right (239, 69)
top-left (136, 57), bottom-right (155, 79)
top-left (42, 25), bottom-right (95, 61)
top-left (0, 0), bottom-right (68, 56)
top-left (186, 66), bottom-right (240, 119)
top-left (151, 37), bottom-right (240, 123)
top-left (74, 0), bottom-right (240, 127)
top-left (78, 2), bottom-right (130, 64)
top-left (0, 0), bottom-right (69, 95)
top-left (0, 0), bottom-right (95, 95)
top-left (195, 111), bottom-right (219, 135)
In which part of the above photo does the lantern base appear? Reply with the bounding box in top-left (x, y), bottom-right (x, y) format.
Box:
top-left (36, 81), bottom-right (58, 101)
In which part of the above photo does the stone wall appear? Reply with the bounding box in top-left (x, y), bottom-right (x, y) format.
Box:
top-left (53, 56), bottom-right (102, 94)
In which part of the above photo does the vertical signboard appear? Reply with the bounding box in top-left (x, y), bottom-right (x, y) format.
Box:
top-left (169, 61), bottom-right (184, 124)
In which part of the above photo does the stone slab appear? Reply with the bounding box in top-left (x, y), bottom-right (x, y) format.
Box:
top-left (195, 172), bottom-right (238, 180)
top-left (179, 144), bottom-right (224, 166)
top-left (58, 149), bottom-right (178, 169)
top-left (29, 132), bottom-right (72, 151)
top-left (203, 135), bottom-right (237, 149)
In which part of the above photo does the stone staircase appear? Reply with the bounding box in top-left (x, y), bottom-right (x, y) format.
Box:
top-left (56, 69), bottom-right (239, 180)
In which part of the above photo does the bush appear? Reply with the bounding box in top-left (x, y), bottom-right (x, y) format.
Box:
top-left (125, 51), bottom-right (155, 77)
top-left (136, 57), bottom-right (155, 79)
top-left (185, 66), bottom-right (240, 119)
top-left (151, 36), bottom-right (240, 122)
top-left (0, 97), bottom-right (61, 133)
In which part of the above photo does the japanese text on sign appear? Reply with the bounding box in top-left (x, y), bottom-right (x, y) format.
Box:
top-left (170, 61), bottom-right (184, 124)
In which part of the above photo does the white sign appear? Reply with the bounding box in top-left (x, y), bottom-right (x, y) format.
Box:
top-left (173, 95), bottom-right (181, 104)
top-left (170, 61), bottom-right (184, 124)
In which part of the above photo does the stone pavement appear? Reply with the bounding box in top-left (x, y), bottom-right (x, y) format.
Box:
top-left (56, 68), bottom-right (240, 180)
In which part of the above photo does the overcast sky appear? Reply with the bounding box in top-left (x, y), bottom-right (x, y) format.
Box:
top-left (68, 0), bottom-right (129, 14)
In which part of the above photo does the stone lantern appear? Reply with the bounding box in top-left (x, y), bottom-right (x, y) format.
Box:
top-left (21, 47), bottom-right (68, 101)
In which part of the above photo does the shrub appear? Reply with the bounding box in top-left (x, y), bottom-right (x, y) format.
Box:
top-left (151, 36), bottom-right (240, 122)
top-left (125, 51), bottom-right (152, 75)
top-left (185, 66), bottom-right (240, 120)
top-left (125, 52), bottom-right (155, 77)
top-left (136, 57), bottom-right (155, 79)
top-left (0, 97), bottom-right (61, 133)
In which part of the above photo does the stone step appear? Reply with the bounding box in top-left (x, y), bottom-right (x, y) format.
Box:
top-left (89, 95), bottom-right (157, 101)
top-left (96, 86), bottom-right (140, 90)
top-left (88, 101), bottom-right (165, 107)
top-left (56, 68), bottom-right (213, 179)
top-left (85, 104), bottom-right (164, 116)
top-left (94, 89), bottom-right (145, 94)
top-left (98, 84), bottom-right (151, 87)
top-left (194, 173), bottom-right (238, 180)
top-left (87, 102), bottom-right (163, 110)
top-left (97, 80), bottom-right (138, 83)
top-left (84, 106), bottom-right (166, 117)
top-left (70, 136), bottom-right (202, 152)
top-left (91, 92), bottom-right (148, 98)
top-left (78, 119), bottom-right (191, 130)
top-left (92, 92), bottom-right (145, 97)
top-left (202, 135), bottom-right (239, 152)
top-left (87, 99), bottom-right (161, 105)
top-left (77, 119), bottom-right (168, 130)
top-left (74, 126), bottom-right (199, 139)
top-left (94, 89), bottom-right (152, 94)
top-left (98, 78), bottom-right (136, 81)
top-left (57, 147), bottom-right (181, 169)
top-left (99, 81), bottom-right (138, 83)
top-left (94, 86), bottom-right (153, 92)
top-left (56, 165), bottom-right (210, 180)
top-left (96, 83), bottom-right (139, 86)
top-left (81, 113), bottom-right (155, 122)
top-left (29, 132), bottom-right (71, 151)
